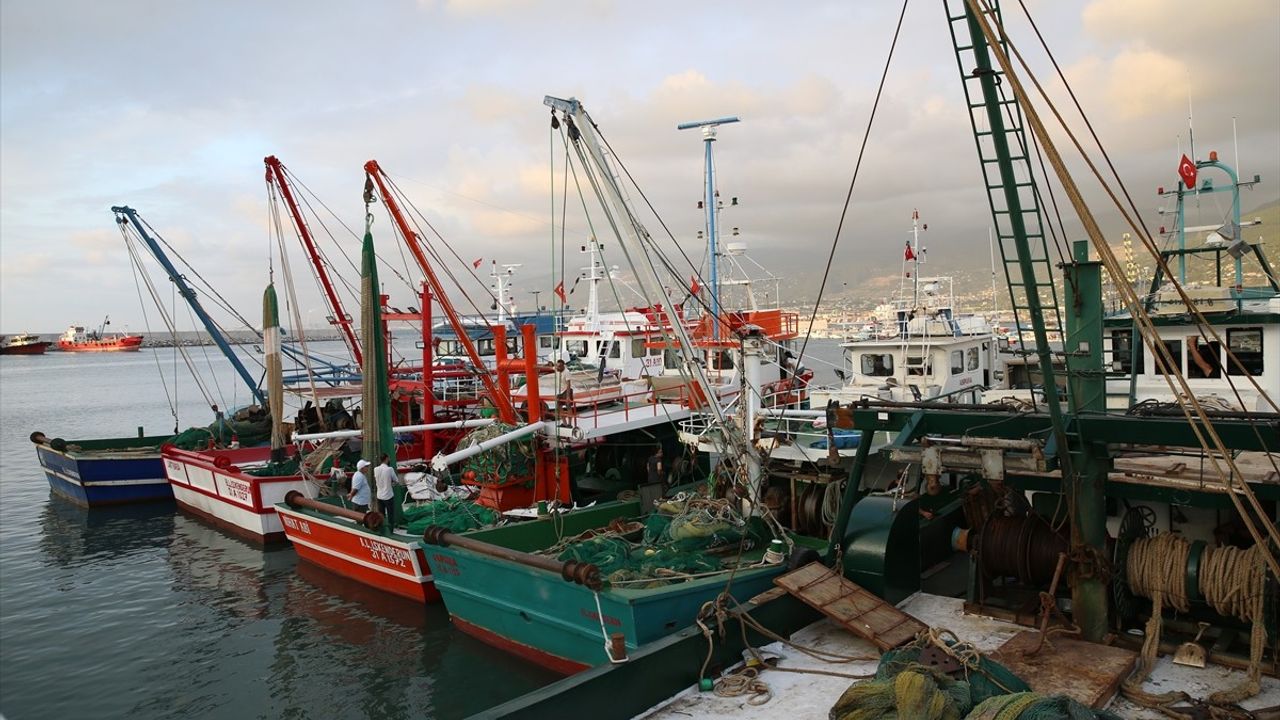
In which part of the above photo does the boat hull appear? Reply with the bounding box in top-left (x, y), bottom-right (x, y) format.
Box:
top-left (35, 438), bottom-right (171, 507)
top-left (276, 503), bottom-right (439, 603)
top-left (56, 335), bottom-right (143, 352)
top-left (162, 446), bottom-right (307, 543)
top-left (427, 501), bottom-right (802, 673)
top-left (1, 342), bottom-right (51, 355)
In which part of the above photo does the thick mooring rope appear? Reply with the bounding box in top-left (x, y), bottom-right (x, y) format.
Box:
top-left (1122, 533), bottom-right (1268, 711)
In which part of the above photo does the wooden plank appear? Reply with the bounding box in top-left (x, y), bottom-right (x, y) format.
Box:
top-left (774, 562), bottom-right (927, 651)
top-left (990, 630), bottom-right (1136, 708)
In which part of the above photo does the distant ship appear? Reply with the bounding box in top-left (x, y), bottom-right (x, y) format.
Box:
top-left (0, 333), bottom-right (52, 355)
top-left (57, 317), bottom-right (143, 352)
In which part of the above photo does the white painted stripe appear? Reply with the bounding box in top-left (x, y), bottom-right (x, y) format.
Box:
top-left (285, 534), bottom-right (429, 583)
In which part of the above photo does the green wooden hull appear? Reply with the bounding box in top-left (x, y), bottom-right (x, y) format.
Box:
top-left (427, 500), bottom-right (826, 673)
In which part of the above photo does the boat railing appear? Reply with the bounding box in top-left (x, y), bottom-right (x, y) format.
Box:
top-left (553, 380), bottom-right (695, 427)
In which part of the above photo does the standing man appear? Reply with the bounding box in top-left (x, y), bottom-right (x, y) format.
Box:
top-left (347, 459), bottom-right (372, 512)
top-left (646, 446), bottom-right (665, 488)
top-left (374, 454), bottom-right (399, 530)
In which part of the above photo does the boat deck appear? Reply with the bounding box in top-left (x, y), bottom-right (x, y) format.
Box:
top-left (637, 594), bottom-right (1280, 720)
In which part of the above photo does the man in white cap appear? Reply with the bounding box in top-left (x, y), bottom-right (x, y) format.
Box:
top-left (347, 459), bottom-right (372, 512)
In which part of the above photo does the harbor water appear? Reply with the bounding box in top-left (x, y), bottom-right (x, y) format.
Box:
top-left (0, 337), bottom-right (846, 719)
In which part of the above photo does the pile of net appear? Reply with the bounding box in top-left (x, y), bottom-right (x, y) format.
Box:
top-left (829, 634), bottom-right (1030, 720)
top-left (548, 495), bottom-right (753, 588)
top-left (965, 693), bottom-right (1120, 720)
top-left (403, 497), bottom-right (498, 535)
top-left (170, 406), bottom-right (273, 450)
top-left (457, 422), bottom-right (535, 487)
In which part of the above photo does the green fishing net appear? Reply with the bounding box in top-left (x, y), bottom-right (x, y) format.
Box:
top-left (403, 497), bottom-right (498, 535)
top-left (458, 423), bottom-right (534, 487)
top-left (169, 412), bottom-right (273, 450)
top-left (549, 496), bottom-right (753, 588)
top-left (828, 637), bottom-right (1032, 720)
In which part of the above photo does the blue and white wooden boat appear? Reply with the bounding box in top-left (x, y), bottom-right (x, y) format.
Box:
top-left (33, 434), bottom-right (172, 507)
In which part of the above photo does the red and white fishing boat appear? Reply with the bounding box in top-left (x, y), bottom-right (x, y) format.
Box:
top-left (276, 158), bottom-right (695, 604)
top-left (162, 444), bottom-right (312, 543)
top-left (57, 318), bottom-right (142, 352)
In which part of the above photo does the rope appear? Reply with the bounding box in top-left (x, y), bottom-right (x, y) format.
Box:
top-left (1122, 533), bottom-right (1268, 710)
top-left (967, 0), bottom-right (1280, 584)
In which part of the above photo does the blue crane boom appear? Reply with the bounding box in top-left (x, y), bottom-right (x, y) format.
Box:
top-left (112, 205), bottom-right (267, 406)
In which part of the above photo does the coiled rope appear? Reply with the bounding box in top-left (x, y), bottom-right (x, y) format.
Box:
top-left (1122, 533), bottom-right (1268, 711)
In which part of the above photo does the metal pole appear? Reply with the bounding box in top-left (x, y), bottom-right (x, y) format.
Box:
top-left (422, 526), bottom-right (602, 589)
top-left (827, 427), bottom-right (875, 559)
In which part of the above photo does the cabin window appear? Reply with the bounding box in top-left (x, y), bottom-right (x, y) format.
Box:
top-left (1151, 340), bottom-right (1182, 375)
top-left (1187, 340), bottom-right (1221, 379)
top-left (609, 341), bottom-right (621, 359)
top-left (712, 350), bottom-right (734, 370)
top-left (1111, 330), bottom-right (1137, 373)
top-left (631, 338), bottom-right (646, 358)
top-left (861, 353), bottom-right (893, 376)
top-left (1227, 328), bottom-right (1264, 375)
top-left (967, 347), bottom-right (980, 371)
top-left (539, 336), bottom-right (554, 350)
top-left (649, 344), bottom-right (662, 357)
top-left (664, 349), bottom-right (681, 370)
top-left (906, 356), bottom-right (931, 377)
top-left (565, 340), bottom-right (588, 358)
top-left (951, 350), bottom-right (964, 375)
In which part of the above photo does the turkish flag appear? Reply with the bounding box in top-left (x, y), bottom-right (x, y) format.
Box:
top-left (554, 281), bottom-right (567, 304)
top-left (1178, 154), bottom-right (1197, 189)
top-left (690, 275), bottom-right (701, 295)
top-left (473, 257), bottom-right (483, 269)
top-left (904, 241), bottom-right (916, 261)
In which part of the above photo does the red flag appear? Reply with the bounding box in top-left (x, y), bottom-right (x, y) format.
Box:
top-left (554, 281), bottom-right (567, 304)
top-left (473, 257), bottom-right (483, 269)
top-left (1178, 154), bottom-right (1197, 189)
top-left (690, 275), bottom-right (701, 295)
top-left (904, 241), bottom-right (916, 261)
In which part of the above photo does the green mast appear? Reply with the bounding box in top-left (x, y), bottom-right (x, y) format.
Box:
top-left (360, 222), bottom-right (395, 479)
top-left (264, 283), bottom-right (286, 464)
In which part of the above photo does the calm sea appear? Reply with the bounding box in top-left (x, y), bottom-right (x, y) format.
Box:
top-left (0, 337), bottom-right (846, 720)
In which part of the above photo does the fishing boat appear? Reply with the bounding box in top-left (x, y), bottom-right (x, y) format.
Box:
top-left (56, 317), bottom-right (143, 352)
top-left (413, 97), bottom-right (852, 674)
top-left (0, 333), bottom-right (52, 355)
top-left (276, 158), bottom-right (695, 603)
top-left (810, 215), bottom-right (995, 410)
top-left (32, 431), bottom-right (174, 506)
top-left (473, 5), bottom-right (1280, 718)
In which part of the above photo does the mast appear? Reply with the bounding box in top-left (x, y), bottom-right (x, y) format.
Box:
top-left (678, 115), bottom-right (740, 341)
top-left (264, 283), bottom-right (286, 464)
top-left (363, 160), bottom-right (517, 424)
top-left (547, 96), bottom-right (746, 487)
top-left (489, 261), bottom-right (521, 323)
top-left (359, 220), bottom-right (395, 475)
top-left (112, 206), bottom-right (266, 406)
top-left (264, 156), bottom-right (363, 367)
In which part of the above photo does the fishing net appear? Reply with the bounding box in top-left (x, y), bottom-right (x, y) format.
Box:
top-left (965, 692), bottom-right (1121, 720)
top-left (458, 422), bottom-right (535, 487)
top-left (403, 497), bottom-right (498, 535)
top-left (169, 408), bottom-right (273, 450)
top-left (546, 495), bottom-right (755, 588)
top-left (829, 634), bottom-right (1030, 720)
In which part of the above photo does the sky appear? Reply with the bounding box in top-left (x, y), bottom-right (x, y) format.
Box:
top-left (2, 0), bottom-right (1278, 334)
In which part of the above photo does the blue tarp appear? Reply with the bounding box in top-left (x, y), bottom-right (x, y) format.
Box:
top-left (809, 428), bottom-right (861, 450)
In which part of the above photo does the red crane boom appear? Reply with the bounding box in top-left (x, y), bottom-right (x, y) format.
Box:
top-left (363, 159), bottom-right (517, 424)
top-left (264, 155), bottom-right (363, 368)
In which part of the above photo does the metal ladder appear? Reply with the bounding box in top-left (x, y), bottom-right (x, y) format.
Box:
top-left (944, 0), bottom-right (1066, 414)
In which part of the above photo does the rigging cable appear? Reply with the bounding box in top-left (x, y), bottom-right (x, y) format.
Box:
top-left (793, 0), bottom-right (911, 374)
